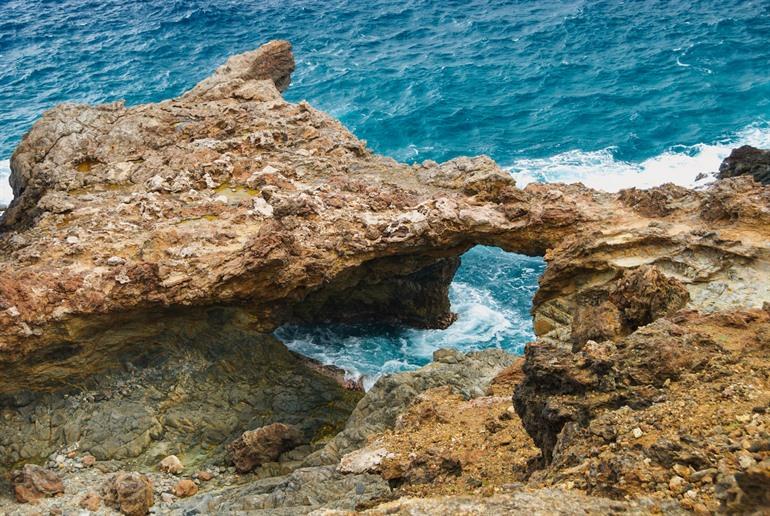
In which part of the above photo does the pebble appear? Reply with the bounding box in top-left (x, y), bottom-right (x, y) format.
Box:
top-left (631, 427), bottom-right (643, 439)
top-left (669, 475), bottom-right (685, 492)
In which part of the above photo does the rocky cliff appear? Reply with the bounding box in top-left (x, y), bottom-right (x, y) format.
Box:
top-left (1, 41), bottom-right (769, 514)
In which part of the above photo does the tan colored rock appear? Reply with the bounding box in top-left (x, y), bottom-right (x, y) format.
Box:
top-left (337, 445), bottom-right (393, 474)
top-left (228, 422), bottom-right (303, 473)
top-left (81, 454), bottom-right (96, 467)
top-left (173, 479), bottom-right (198, 498)
top-left (10, 464), bottom-right (64, 503)
top-left (158, 454), bottom-right (183, 474)
top-left (101, 471), bottom-right (153, 516)
top-left (79, 491), bottom-right (101, 511)
top-left (0, 42), bottom-right (768, 398)
top-left (195, 471), bottom-right (214, 481)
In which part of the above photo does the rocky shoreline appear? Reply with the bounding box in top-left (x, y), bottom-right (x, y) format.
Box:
top-left (1, 41), bottom-right (769, 514)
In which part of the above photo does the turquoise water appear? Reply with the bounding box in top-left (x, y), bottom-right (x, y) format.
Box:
top-left (2, 0), bottom-right (770, 384)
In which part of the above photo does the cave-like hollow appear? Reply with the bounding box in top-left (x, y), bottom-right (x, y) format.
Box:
top-left (274, 245), bottom-right (546, 389)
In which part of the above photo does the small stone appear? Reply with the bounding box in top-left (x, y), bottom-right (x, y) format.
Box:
top-left (631, 427), bottom-right (643, 439)
top-left (66, 235), bottom-right (80, 245)
top-left (195, 471), bottom-right (214, 481)
top-left (79, 491), bottom-right (101, 511)
top-left (736, 414), bottom-right (751, 423)
top-left (55, 454), bottom-right (66, 464)
top-left (159, 455), bottom-right (184, 474)
top-left (173, 479), bottom-right (198, 498)
top-left (684, 489), bottom-right (698, 500)
top-left (107, 256), bottom-right (126, 266)
top-left (693, 503), bottom-right (710, 515)
top-left (81, 454), bottom-right (96, 467)
top-left (160, 492), bottom-right (175, 504)
top-left (738, 451), bottom-right (757, 469)
top-left (673, 463), bottom-right (692, 479)
top-left (669, 475), bottom-right (685, 492)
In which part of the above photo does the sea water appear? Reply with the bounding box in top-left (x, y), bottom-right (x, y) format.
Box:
top-left (2, 0), bottom-right (769, 385)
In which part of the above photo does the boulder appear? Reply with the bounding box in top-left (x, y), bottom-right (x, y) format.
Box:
top-left (101, 471), bottom-right (154, 516)
top-left (228, 422), bottom-right (303, 473)
top-left (159, 455), bottom-right (183, 474)
top-left (10, 464), bottom-right (64, 503)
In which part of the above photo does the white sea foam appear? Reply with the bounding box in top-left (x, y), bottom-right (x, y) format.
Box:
top-left (507, 123), bottom-right (770, 192)
top-left (0, 160), bottom-right (11, 209)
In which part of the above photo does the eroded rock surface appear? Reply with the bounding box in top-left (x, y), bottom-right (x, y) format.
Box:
top-left (1, 40), bottom-right (770, 515)
top-left (2, 41), bottom-right (769, 399)
top-left (718, 145), bottom-right (770, 184)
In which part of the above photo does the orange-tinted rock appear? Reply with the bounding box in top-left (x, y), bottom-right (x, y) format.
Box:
top-left (101, 471), bottom-right (153, 516)
top-left (173, 479), bottom-right (198, 498)
top-left (10, 464), bottom-right (64, 503)
top-left (79, 491), bottom-right (101, 511)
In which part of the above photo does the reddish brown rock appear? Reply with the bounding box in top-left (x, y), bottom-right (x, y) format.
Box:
top-left (228, 422), bottom-right (303, 473)
top-left (101, 472), bottom-right (153, 516)
top-left (10, 464), bottom-right (64, 503)
top-left (79, 491), bottom-right (101, 511)
top-left (195, 470), bottom-right (214, 481)
top-left (173, 479), bottom-right (199, 498)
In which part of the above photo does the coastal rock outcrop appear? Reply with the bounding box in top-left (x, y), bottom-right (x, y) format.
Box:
top-left (1, 36), bottom-right (768, 397)
top-left (718, 145), bottom-right (770, 184)
top-left (1, 40), bottom-right (770, 514)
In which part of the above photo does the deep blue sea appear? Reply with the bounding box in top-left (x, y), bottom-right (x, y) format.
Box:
top-left (2, 0), bottom-right (770, 386)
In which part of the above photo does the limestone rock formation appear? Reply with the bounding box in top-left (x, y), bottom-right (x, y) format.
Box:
top-left (718, 145), bottom-right (770, 184)
top-left (0, 331), bottom-right (360, 472)
top-left (1, 40), bottom-right (770, 515)
top-left (2, 40), bottom-right (768, 399)
top-left (228, 422), bottom-right (303, 473)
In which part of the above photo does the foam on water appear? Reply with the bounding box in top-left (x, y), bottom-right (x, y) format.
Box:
top-left (0, 160), bottom-right (11, 208)
top-left (277, 247), bottom-right (544, 389)
top-left (509, 123), bottom-right (770, 192)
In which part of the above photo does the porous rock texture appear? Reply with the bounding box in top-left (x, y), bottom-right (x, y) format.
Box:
top-left (1, 40), bottom-right (770, 514)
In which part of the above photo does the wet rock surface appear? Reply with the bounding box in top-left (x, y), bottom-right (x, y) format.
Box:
top-left (718, 145), bottom-right (770, 184)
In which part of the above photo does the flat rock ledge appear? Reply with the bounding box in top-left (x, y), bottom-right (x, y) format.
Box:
top-left (1, 40), bottom-right (770, 514)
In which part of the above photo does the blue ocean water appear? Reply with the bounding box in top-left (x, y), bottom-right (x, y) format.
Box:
top-left (2, 0), bottom-right (770, 384)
